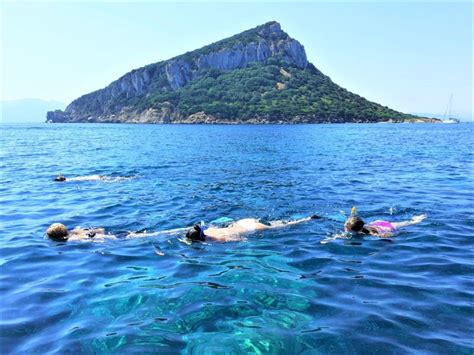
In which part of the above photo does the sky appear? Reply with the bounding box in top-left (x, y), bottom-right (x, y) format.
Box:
top-left (1, 1), bottom-right (472, 120)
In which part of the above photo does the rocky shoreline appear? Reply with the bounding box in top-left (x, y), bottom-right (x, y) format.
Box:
top-left (47, 109), bottom-right (439, 124)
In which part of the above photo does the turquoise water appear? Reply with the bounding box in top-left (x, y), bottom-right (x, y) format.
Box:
top-left (1, 123), bottom-right (473, 353)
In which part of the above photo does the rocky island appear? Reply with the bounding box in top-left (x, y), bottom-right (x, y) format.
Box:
top-left (47, 21), bottom-right (437, 124)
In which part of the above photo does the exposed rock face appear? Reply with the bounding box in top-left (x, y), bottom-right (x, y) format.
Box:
top-left (165, 61), bottom-right (193, 90)
top-left (47, 21), bottom-right (308, 123)
top-left (165, 39), bottom-right (306, 90)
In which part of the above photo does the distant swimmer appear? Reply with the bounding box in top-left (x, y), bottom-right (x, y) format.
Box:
top-left (185, 215), bottom-right (321, 242)
top-left (53, 174), bottom-right (104, 182)
top-left (46, 223), bottom-right (116, 242)
top-left (344, 209), bottom-right (427, 238)
top-left (53, 174), bottom-right (136, 182)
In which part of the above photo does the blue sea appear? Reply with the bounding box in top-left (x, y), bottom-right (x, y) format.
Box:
top-left (1, 123), bottom-right (473, 354)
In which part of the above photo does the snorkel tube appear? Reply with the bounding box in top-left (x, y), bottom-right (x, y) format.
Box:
top-left (351, 206), bottom-right (357, 216)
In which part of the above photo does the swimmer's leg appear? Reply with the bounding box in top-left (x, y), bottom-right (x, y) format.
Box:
top-left (392, 214), bottom-right (427, 229)
top-left (267, 215), bottom-right (320, 229)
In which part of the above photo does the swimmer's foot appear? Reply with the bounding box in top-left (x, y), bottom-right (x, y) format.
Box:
top-left (412, 214), bottom-right (427, 223)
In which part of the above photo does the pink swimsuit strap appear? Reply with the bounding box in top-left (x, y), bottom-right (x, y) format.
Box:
top-left (367, 220), bottom-right (396, 232)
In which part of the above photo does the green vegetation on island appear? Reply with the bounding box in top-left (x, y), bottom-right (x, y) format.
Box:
top-left (134, 61), bottom-right (420, 123)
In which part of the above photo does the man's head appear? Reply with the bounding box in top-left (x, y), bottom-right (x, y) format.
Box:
top-left (46, 223), bottom-right (69, 240)
top-left (55, 174), bottom-right (66, 182)
top-left (344, 216), bottom-right (365, 232)
top-left (186, 224), bottom-right (205, 241)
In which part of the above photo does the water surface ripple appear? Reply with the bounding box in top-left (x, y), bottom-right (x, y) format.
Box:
top-left (1, 123), bottom-right (473, 353)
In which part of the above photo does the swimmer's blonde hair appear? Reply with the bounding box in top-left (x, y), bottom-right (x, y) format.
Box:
top-left (46, 223), bottom-right (68, 240)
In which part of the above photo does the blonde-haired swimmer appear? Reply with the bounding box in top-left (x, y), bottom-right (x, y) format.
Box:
top-left (46, 223), bottom-right (116, 242)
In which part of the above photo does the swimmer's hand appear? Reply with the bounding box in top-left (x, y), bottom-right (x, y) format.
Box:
top-left (320, 232), bottom-right (348, 244)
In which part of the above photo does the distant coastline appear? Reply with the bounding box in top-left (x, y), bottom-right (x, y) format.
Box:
top-left (1, 99), bottom-right (66, 123)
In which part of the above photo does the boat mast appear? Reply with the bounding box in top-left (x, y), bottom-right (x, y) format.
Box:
top-left (442, 94), bottom-right (453, 120)
top-left (448, 94), bottom-right (453, 118)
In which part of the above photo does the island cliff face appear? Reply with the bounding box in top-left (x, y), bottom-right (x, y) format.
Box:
top-left (47, 21), bottom-right (435, 124)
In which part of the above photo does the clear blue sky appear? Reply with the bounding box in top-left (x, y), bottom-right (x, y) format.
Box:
top-left (1, 1), bottom-right (472, 119)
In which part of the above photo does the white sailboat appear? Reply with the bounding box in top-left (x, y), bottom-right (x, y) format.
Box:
top-left (442, 94), bottom-right (460, 124)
